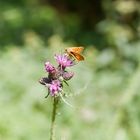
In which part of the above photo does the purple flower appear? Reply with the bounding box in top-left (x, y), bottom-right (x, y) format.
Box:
top-left (45, 62), bottom-right (56, 73)
top-left (55, 54), bottom-right (74, 68)
top-left (63, 71), bottom-right (74, 80)
top-left (48, 80), bottom-right (62, 96)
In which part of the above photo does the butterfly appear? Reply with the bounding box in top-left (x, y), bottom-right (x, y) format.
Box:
top-left (65, 47), bottom-right (85, 61)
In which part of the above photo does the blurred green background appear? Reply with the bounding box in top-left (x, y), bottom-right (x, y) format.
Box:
top-left (0, 0), bottom-right (140, 140)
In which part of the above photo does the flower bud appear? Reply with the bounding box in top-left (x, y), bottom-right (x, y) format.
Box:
top-left (63, 71), bottom-right (74, 81)
top-left (45, 62), bottom-right (56, 73)
top-left (39, 77), bottom-right (50, 85)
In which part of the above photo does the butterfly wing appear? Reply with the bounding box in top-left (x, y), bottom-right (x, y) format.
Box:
top-left (70, 52), bottom-right (84, 61)
top-left (67, 47), bottom-right (84, 54)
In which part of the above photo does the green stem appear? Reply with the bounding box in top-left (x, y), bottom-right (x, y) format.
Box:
top-left (50, 97), bottom-right (59, 140)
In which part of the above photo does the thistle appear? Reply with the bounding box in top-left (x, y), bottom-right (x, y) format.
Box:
top-left (39, 48), bottom-right (84, 140)
top-left (39, 54), bottom-right (75, 96)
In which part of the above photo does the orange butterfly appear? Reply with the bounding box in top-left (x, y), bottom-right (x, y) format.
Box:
top-left (65, 47), bottom-right (85, 61)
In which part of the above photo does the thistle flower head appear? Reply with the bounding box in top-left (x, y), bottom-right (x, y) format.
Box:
top-left (49, 80), bottom-right (62, 96)
top-left (55, 54), bottom-right (74, 68)
top-left (45, 62), bottom-right (56, 73)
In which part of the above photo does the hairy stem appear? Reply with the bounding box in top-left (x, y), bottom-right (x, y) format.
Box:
top-left (50, 97), bottom-right (59, 140)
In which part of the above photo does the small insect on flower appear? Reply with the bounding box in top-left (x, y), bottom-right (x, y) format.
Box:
top-left (65, 47), bottom-right (85, 61)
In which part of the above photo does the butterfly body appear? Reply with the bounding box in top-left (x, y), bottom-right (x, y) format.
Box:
top-left (65, 47), bottom-right (85, 61)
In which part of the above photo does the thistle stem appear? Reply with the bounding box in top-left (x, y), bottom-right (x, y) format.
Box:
top-left (50, 97), bottom-right (59, 140)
